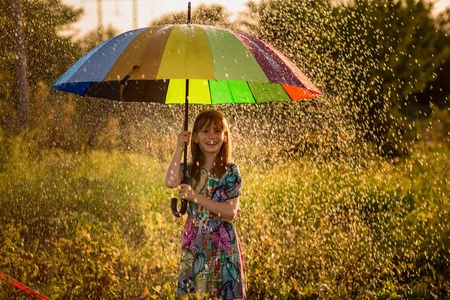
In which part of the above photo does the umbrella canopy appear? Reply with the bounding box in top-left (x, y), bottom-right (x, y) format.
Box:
top-left (51, 24), bottom-right (320, 104)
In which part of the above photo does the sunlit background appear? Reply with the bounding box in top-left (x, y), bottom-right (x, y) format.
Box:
top-left (62, 0), bottom-right (450, 38)
top-left (61, 0), bottom-right (250, 38)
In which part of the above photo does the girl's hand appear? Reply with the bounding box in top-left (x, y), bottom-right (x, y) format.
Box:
top-left (178, 184), bottom-right (198, 202)
top-left (177, 131), bottom-right (191, 150)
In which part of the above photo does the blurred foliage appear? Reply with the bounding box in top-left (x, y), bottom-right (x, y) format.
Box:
top-left (150, 3), bottom-right (232, 27)
top-left (79, 25), bottom-right (119, 53)
top-left (241, 0), bottom-right (450, 156)
top-left (240, 141), bottom-right (449, 299)
top-left (0, 0), bottom-right (83, 134)
top-left (0, 133), bottom-right (180, 299)
top-left (0, 134), bottom-right (449, 299)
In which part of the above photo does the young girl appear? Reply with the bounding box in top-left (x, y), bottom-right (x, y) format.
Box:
top-left (165, 109), bottom-right (246, 299)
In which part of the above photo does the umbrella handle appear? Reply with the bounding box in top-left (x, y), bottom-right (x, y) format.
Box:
top-left (171, 78), bottom-right (190, 218)
top-left (171, 198), bottom-right (188, 217)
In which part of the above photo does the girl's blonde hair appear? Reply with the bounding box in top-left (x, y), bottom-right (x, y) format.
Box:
top-left (190, 109), bottom-right (231, 182)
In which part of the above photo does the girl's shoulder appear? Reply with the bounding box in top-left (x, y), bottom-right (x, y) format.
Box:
top-left (225, 162), bottom-right (241, 178)
top-left (223, 163), bottom-right (242, 197)
top-left (226, 162), bottom-right (239, 170)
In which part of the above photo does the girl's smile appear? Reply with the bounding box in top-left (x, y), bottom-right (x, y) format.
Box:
top-left (194, 125), bottom-right (226, 156)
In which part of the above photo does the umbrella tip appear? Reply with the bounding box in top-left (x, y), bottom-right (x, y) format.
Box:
top-left (187, 2), bottom-right (191, 24)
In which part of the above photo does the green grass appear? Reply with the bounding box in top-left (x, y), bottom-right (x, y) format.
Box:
top-left (0, 136), bottom-right (449, 299)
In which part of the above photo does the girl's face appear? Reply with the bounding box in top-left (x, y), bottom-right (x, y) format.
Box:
top-left (193, 121), bottom-right (227, 156)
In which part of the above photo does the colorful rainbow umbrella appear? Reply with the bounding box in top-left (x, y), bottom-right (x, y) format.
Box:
top-left (51, 25), bottom-right (320, 103)
top-left (51, 13), bottom-right (321, 217)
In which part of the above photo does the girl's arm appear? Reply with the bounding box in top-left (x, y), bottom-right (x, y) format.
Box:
top-left (165, 131), bottom-right (190, 188)
top-left (178, 184), bottom-right (240, 221)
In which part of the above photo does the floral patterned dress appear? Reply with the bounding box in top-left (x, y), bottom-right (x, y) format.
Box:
top-left (177, 163), bottom-right (246, 299)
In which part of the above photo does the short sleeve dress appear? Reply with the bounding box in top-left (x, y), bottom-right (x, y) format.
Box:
top-left (177, 163), bottom-right (246, 299)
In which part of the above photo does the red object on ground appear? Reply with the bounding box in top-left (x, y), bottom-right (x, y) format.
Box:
top-left (0, 270), bottom-right (52, 300)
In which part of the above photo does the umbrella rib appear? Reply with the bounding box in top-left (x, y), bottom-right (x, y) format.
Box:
top-left (246, 81), bottom-right (258, 104)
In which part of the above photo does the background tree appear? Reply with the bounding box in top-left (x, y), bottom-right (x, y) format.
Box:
top-left (151, 3), bottom-right (231, 27)
top-left (12, 0), bottom-right (30, 129)
top-left (80, 25), bottom-right (118, 53)
top-left (346, 0), bottom-right (450, 154)
top-left (0, 0), bottom-right (82, 134)
top-left (241, 0), bottom-right (450, 156)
